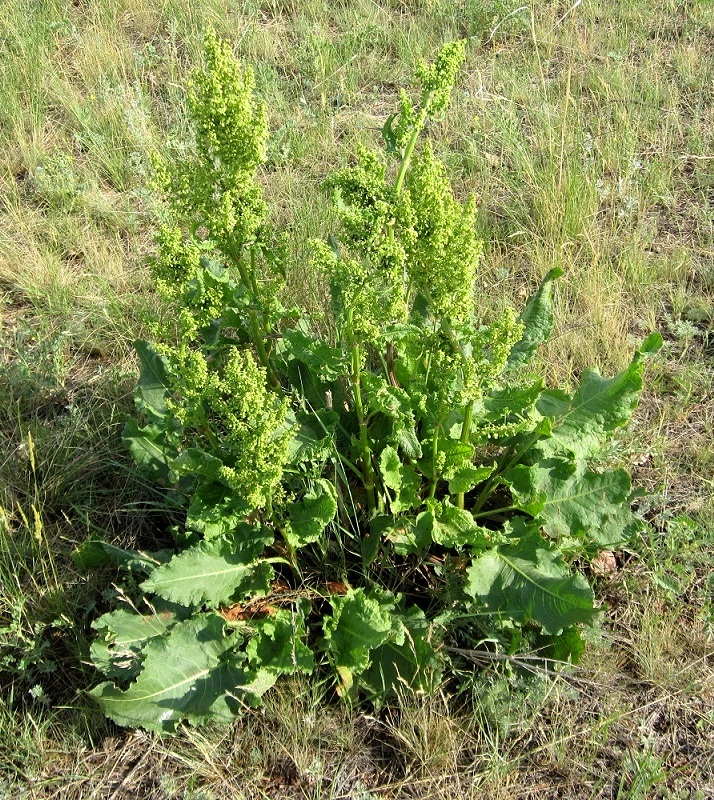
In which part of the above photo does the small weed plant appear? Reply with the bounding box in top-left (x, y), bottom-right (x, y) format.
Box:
top-left (79, 31), bottom-right (661, 732)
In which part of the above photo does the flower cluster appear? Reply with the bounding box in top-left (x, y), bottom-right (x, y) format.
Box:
top-left (406, 144), bottom-right (482, 328)
top-left (388, 40), bottom-right (466, 156)
top-left (150, 226), bottom-right (226, 342)
top-left (320, 147), bottom-right (408, 341)
top-left (323, 41), bottom-right (478, 344)
top-left (207, 350), bottom-right (290, 509)
top-left (153, 28), bottom-right (269, 251)
top-left (416, 40), bottom-right (466, 115)
top-left (167, 348), bottom-right (290, 510)
top-left (458, 309), bottom-right (523, 403)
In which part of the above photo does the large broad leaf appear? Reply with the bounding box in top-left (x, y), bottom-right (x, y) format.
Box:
top-left (170, 448), bottom-right (224, 481)
top-left (446, 463), bottom-right (493, 495)
top-left (362, 511), bottom-right (434, 566)
top-left (427, 502), bottom-right (496, 550)
top-left (535, 625), bottom-right (586, 664)
top-left (506, 459), bottom-right (641, 549)
top-left (323, 589), bottom-right (395, 695)
top-left (433, 438), bottom-right (492, 495)
top-left (72, 538), bottom-right (171, 574)
top-left (395, 423), bottom-right (422, 461)
top-left (288, 409), bottom-right (339, 465)
top-left (361, 607), bottom-right (443, 703)
top-left (475, 381), bottom-right (544, 445)
top-left (361, 374), bottom-right (422, 459)
top-left (123, 418), bottom-right (175, 484)
top-left (379, 446), bottom-right (421, 514)
top-left (361, 374), bottom-right (413, 420)
top-left (141, 528), bottom-right (274, 607)
top-left (90, 614), bottom-right (247, 732)
top-left (90, 605), bottom-right (188, 680)
top-left (535, 332), bottom-right (663, 459)
top-left (482, 381), bottom-right (543, 422)
top-left (242, 605), bottom-right (314, 696)
top-left (134, 340), bottom-right (172, 422)
top-left (369, 513), bottom-right (433, 558)
top-left (465, 526), bottom-right (598, 634)
top-left (279, 329), bottom-right (348, 413)
top-left (507, 268), bottom-right (562, 370)
top-left (284, 479), bottom-right (338, 548)
top-left (186, 483), bottom-right (251, 540)
top-left (282, 329), bottom-right (347, 381)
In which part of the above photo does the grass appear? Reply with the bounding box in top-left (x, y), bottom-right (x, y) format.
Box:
top-left (1, 0), bottom-right (713, 797)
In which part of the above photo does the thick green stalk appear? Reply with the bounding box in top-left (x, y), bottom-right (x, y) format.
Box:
top-left (455, 401), bottom-right (474, 509)
top-left (471, 504), bottom-right (518, 521)
top-left (352, 345), bottom-right (376, 514)
top-left (248, 246), bottom-right (261, 300)
top-left (225, 238), bottom-right (279, 388)
top-left (387, 97), bottom-right (431, 249)
top-left (470, 428), bottom-right (543, 514)
top-left (346, 320), bottom-right (376, 515)
top-left (225, 239), bottom-right (254, 297)
top-left (394, 104), bottom-right (430, 197)
top-left (428, 424), bottom-right (441, 499)
top-left (196, 403), bottom-right (220, 452)
top-left (249, 310), bottom-right (279, 389)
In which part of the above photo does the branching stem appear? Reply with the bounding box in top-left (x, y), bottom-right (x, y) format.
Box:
top-left (470, 428), bottom-right (542, 514)
top-left (471, 504), bottom-right (518, 520)
top-left (387, 97), bottom-right (431, 249)
top-left (346, 316), bottom-right (376, 515)
top-left (394, 104), bottom-right (430, 197)
top-left (428, 424), bottom-right (440, 499)
top-left (225, 238), bottom-right (279, 388)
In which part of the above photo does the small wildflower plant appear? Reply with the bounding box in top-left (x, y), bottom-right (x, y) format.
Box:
top-left (79, 31), bottom-right (661, 732)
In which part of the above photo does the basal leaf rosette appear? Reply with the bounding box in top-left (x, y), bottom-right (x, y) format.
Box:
top-left (141, 528), bottom-right (275, 608)
top-left (91, 614), bottom-right (246, 732)
top-left (507, 460), bottom-right (642, 553)
top-left (531, 332), bottom-right (664, 461)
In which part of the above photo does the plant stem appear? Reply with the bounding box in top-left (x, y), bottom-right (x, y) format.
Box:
top-left (471, 504), bottom-right (518, 521)
top-left (455, 401), bottom-right (474, 510)
top-left (428, 424), bottom-right (440, 499)
top-left (249, 310), bottom-right (280, 389)
top-left (197, 403), bottom-right (220, 452)
top-left (470, 428), bottom-right (543, 514)
top-left (225, 239), bottom-right (253, 297)
top-left (224, 239), bottom-right (279, 388)
top-left (387, 96), bottom-right (431, 250)
top-left (335, 453), bottom-right (363, 481)
top-left (248, 246), bottom-right (261, 301)
top-left (394, 105), bottom-right (429, 197)
top-left (347, 322), bottom-right (376, 515)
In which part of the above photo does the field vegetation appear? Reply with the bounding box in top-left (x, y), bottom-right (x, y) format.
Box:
top-left (0, 0), bottom-right (712, 797)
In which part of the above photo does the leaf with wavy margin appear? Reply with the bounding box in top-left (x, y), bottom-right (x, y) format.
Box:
top-left (465, 525), bottom-right (598, 634)
top-left (141, 528), bottom-right (273, 607)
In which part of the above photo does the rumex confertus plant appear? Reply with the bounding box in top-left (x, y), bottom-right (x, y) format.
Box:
top-left (76, 30), bottom-right (661, 733)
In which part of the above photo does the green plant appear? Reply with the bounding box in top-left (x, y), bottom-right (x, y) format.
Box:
top-left (78, 30), bottom-right (661, 733)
